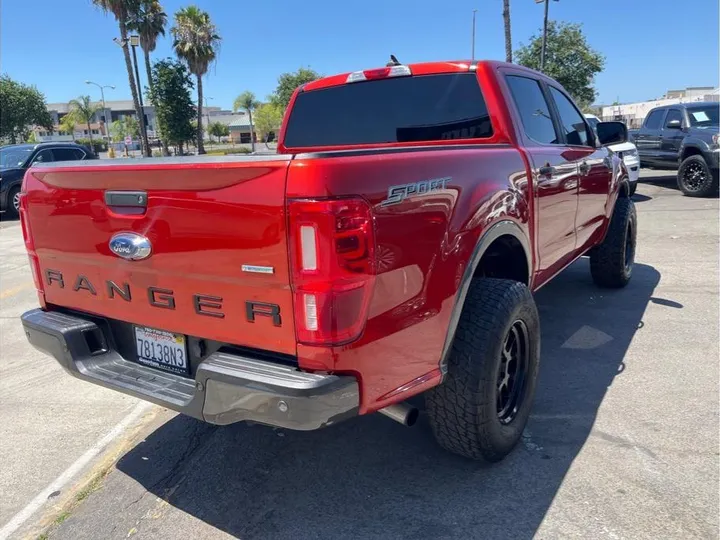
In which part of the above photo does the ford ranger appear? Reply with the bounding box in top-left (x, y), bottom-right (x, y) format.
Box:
top-left (19, 60), bottom-right (636, 461)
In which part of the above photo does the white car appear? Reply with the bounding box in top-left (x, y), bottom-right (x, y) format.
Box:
top-left (585, 114), bottom-right (640, 195)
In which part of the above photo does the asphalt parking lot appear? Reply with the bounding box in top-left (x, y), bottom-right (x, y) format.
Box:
top-left (1, 170), bottom-right (718, 540)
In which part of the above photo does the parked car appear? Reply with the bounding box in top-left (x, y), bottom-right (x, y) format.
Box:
top-left (633, 102), bottom-right (719, 196)
top-left (585, 114), bottom-right (640, 195)
top-left (20, 60), bottom-right (635, 462)
top-left (0, 142), bottom-right (97, 218)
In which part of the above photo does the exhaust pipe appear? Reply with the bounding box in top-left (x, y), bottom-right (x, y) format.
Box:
top-left (379, 403), bottom-right (419, 427)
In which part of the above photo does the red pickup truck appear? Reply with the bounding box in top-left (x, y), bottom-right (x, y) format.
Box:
top-left (20, 60), bottom-right (636, 461)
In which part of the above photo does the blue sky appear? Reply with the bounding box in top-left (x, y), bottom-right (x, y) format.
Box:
top-left (2, 0), bottom-right (718, 109)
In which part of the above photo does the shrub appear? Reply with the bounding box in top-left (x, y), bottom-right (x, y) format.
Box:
top-left (76, 138), bottom-right (107, 154)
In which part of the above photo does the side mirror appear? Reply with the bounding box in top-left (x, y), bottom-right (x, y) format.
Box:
top-left (596, 121), bottom-right (628, 146)
top-left (666, 119), bottom-right (682, 130)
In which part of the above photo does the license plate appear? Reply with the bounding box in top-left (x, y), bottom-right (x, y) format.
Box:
top-left (134, 326), bottom-right (188, 375)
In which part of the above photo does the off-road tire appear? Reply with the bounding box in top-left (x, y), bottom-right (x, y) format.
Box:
top-left (4, 186), bottom-right (21, 220)
top-left (628, 182), bottom-right (637, 197)
top-left (426, 278), bottom-right (540, 462)
top-left (677, 155), bottom-right (718, 197)
top-left (590, 196), bottom-right (636, 288)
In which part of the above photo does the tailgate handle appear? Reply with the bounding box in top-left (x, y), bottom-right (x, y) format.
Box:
top-left (104, 191), bottom-right (147, 208)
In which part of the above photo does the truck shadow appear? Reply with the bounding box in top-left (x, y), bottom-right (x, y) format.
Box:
top-left (116, 259), bottom-right (663, 540)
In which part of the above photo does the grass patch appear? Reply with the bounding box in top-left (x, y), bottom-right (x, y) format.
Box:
top-left (75, 473), bottom-right (105, 503)
top-left (54, 511), bottom-right (71, 525)
top-left (206, 147), bottom-right (251, 156)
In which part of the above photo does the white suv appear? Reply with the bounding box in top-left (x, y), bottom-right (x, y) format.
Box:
top-left (585, 114), bottom-right (640, 195)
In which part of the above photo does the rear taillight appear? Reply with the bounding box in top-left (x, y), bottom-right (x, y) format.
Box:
top-left (288, 198), bottom-right (376, 346)
top-left (19, 192), bottom-right (45, 301)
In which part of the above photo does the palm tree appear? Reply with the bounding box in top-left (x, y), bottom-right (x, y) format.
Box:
top-left (128, 0), bottom-right (166, 102)
top-left (59, 114), bottom-right (77, 141)
top-left (128, 0), bottom-right (168, 154)
top-left (92, 0), bottom-right (151, 157)
top-left (69, 96), bottom-right (103, 146)
top-left (171, 6), bottom-right (221, 155)
top-left (502, 0), bottom-right (512, 63)
top-left (233, 91), bottom-right (260, 153)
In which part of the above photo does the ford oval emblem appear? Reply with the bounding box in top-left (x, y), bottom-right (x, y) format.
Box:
top-left (108, 232), bottom-right (152, 261)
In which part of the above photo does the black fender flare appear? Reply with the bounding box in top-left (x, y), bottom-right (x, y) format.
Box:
top-left (679, 139), bottom-right (711, 163)
top-left (438, 220), bottom-right (531, 375)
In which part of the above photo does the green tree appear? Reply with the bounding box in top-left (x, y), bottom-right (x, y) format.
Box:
top-left (128, 0), bottom-right (167, 98)
top-left (171, 5), bottom-right (221, 155)
top-left (269, 68), bottom-right (321, 110)
top-left (110, 116), bottom-right (140, 141)
top-left (110, 116), bottom-right (139, 155)
top-left (150, 58), bottom-right (196, 154)
top-left (69, 95), bottom-right (103, 146)
top-left (128, 0), bottom-right (168, 154)
top-left (515, 21), bottom-right (605, 109)
top-left (0, 75), bottom-right (53, 143)
top-left (208, 121), bottom-right (228, 142)
top-left (59, 114), bottom-right (77, 140)
top-left (233, 91), bottom-right (260, 152)
top-left (92, 0), bottom-right (151, 157)
top-left (253, 103), bottom-right (283, 147)
top-left (583, 105), bottom-right (603, 117)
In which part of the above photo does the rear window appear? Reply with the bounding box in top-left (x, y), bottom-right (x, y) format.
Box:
top-left (283, 73), bottom-right (493, 147)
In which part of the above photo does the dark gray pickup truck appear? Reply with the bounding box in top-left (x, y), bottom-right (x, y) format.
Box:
top-left (633, 102), bottom-right (719, 197)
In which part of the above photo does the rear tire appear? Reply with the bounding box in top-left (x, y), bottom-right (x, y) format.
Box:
top-left (677, 155), bottom-right (718, 197)
top-left (590, 196), bottom-right (636, 288)
top-left (4, 186), bottom-right (21, 220)
top-left (426, 278), bottom-right (540, 462)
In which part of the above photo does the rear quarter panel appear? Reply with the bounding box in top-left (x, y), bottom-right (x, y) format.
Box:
top-left (288, 146), bottom-right (531, 412)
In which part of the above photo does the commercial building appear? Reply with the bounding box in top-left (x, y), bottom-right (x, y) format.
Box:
top-left (34, 101), bottom-right (253, 143)
top-left (601, 86), bottom-right (720, 128)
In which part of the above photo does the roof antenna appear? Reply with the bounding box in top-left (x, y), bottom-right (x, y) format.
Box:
top-left (386, 55), bottom-right (401, 67)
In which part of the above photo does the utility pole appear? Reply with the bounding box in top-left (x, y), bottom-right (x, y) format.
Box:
top-left (537, 0), bottom-right (558, 71)
top-left (471, 9), bottom-right (478, 63)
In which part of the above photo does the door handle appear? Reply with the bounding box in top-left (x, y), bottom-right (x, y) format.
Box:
top-left (578, 161), bottom-right (590, 176)
top-left (538, 165), bottom-right (555, 177)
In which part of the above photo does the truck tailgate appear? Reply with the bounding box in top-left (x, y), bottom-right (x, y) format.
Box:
top-left (22, 156), bottom-right (296, 355)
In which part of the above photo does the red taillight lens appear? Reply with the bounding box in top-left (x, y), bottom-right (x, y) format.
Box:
top-left (19, 192), bottom-right (45, 301)
top-left (288, 198), bottom-right (376, 346)
top-left (363, 67), bottom-right (392, 79)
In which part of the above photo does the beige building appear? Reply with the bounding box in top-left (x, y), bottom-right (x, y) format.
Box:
top-left (602, 87), bottom-right (720, 128)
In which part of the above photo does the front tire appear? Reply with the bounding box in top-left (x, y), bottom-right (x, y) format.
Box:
top-left (426, 278), bottom-right (540, 462)
top-left (677, 155), bottom-right (718, 197)
top-left (590, 196), bottom-right (637, 288)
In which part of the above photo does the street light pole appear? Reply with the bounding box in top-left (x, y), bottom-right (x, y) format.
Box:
top-left (128, 35), bottom-right (150, 157)
top-left (85, 81), bottom-right (115, 141)
top-left (471, 9), bottom-right (478, 63)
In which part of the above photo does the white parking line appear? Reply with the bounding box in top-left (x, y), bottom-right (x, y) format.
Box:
top-left (0, 401), bottom-right (151, 540)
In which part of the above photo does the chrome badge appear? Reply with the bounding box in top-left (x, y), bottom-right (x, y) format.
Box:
top-left (108, 232), bottom-right (152, 261)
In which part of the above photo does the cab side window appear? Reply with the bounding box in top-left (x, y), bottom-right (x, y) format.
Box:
top-left (548, 87), bottom-right (591, 147)
top-left (32, 149), bottom-right (54, 164)
top-left (644, 110), bottom-right (665, 130)
top-left (53, 148), bottom-right (85, 161)
top-left (664, 109), bottom-right (682, 128)
top-left (506, 75), bottom-right (559, 145)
